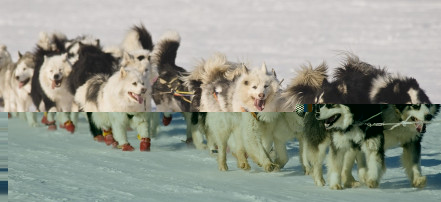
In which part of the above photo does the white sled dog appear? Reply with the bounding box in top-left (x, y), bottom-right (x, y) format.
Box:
top-left (231, 63), bottom-right (282, 112)
top-left (203, 112), bottom-right (302, 172)
top-left (75, 66), bottom-right (149, 112)
top-left (0, 45), bottom-right (14, 111)
top-left (39, 53), bottom-right (73, 112)
top-left (184, 53), bottom-right (245, 112)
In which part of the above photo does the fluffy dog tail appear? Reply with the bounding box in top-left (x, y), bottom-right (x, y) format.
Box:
top-left (281, 63), bottom-right (328, 110)
top-left (151, 31), bottom-right (181, 67)
top-left (122, 24), bottom-right (154, 52)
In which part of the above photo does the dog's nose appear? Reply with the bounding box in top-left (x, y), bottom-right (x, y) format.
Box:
top-left (15, 76), bottom-right (19, 80)
top-left (258, 93), bottom-right (264, 98)
top-left (141, 88), bottom-right (147, 94)
top-left (425, 114), bottom-right (433, 121)
top-left (54, 74), bottom-right (61, 80)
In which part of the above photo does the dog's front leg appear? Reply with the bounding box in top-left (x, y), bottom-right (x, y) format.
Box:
top-left (402, 138), bottom-right (426, 188)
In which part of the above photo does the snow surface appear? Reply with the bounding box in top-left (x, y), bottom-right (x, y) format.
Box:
top-left (1, 0), bottom-right (441, 105)
top-left (7, 113), bottom-right (441, 201)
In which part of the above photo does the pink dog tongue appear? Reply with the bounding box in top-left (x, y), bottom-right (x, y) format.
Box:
top-left (135, 94), bottom-right (144, 104)
top-left (254, 99), bottom-right (265, 111)
top-left (19, 82), bottom-right (24, 88)
top-left (416, 123), bottom-right (423, 133)
top-left (51, 80), bottom-right (56, 89)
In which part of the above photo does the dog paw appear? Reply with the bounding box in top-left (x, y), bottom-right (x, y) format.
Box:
top-left (218, 164), bottom-right (228, 171)
top-left (330, 184), bottom-right (343, 190)
top-left (239, 162), bottom-right (251, 170)
top-left (264, 163), bottom-right (279, 172)
top-left (344, 180), bottom-right (360, 188)
top-left (314, 177), bottom-right (325, 187)
top-left (412, 176), bottom-right (426, 188)
top-left (366, 179), bottom-right (379, 188)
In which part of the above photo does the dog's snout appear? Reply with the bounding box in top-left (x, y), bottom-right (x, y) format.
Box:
top-left (258, 93), bottom-right (264, 98)
top-left (425, 114), bottom-right (433, 121)
top-left (141, 88), bottom-right (147, 94)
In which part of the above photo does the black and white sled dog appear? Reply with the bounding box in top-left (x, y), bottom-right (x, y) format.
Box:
top-left (282, 54), bottom-right (431, 105)
top-left (30, 31), bottom-right (69, 112)
top-left (382, 104), bottom-right (440, 188)
top-left (151, 31), bottom-right (190, 112)
top-left (183, 53), bottom-right (245, 112)
top-left (312, 104), bottom-right (386, 189)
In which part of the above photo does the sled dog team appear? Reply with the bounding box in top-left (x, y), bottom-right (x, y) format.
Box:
top-left (3, 23), bottom-right (440, 190)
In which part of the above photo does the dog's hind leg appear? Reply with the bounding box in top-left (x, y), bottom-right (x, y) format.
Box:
top-left (402, 138), bottom-right (426, 188)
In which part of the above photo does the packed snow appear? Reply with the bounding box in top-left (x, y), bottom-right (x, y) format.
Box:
top-left (7, 113), bottom-right (441, 201)
top-left (1, 0), bottom-right (441, 107)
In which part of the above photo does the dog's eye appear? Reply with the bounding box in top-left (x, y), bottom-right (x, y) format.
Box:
top-left (137, 56), bottom-right (145, 61)
top-left (243, 80), bottom-right (248, 85)
top-left (50, 70), bottom-right (53, 73)
top-left (252, 86), bottom-right (257, 89)
top-left (23, 68), bottom-right (26, 71)
top-left (132, 82), bottom-right (137, 86)
top-left (264, 85), bottom-right (268, 88)
top-left (141, 82), bottom-right (145, 86)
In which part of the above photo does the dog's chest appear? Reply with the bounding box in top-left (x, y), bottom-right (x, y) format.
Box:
top-left (332, 127), bottom-right (364, 149)
top-left (384, 126), bottom-right (419, 149)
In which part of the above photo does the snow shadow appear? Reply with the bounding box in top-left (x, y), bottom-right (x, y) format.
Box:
top-left (385, 155), bottom-right (441, 169)
top-left (381, 173), bottom-right (441, 190)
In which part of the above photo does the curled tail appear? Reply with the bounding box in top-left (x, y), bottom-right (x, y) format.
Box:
top-left (282, 63), bottom-right (328, 110)
top-left (151, 31), bottom-right (181, 67)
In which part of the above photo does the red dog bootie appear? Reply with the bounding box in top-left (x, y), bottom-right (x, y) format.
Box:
top-left (162, 114), bottom-right (172, 126)
top-left (94, 135), bottom-right (105, 142)
top-left (119, 143), bottom-right (135, 151)
top-left (41, 112), bottom-right (49, 125)
top-left (63, 121), bottom-right (75, 133)
top-left (103, 129), bottom-right (116, 146)
top-left (140, 138), bottom-right (151, 151)
top-left (47, 121), bottom-right (57, 131)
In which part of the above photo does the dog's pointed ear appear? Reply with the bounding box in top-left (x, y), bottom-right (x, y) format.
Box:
top-left (120, 67), bottom-right (127, 78)
top-left (61, 53), bottom-right (68, 62)
top-left (261, 62), bottom-right (267, 73)
top-left (241, 64), bottom-right (249, 74)
top-left (271, 68), bottom-right (277, 78)
top-left (18, 51), bottom-right (23, 59)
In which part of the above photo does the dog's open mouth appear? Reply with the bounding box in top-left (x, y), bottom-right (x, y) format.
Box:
top-left (411, 116), bottom-right (426, 133)
top-left (324, 114), bottom-right (341, 129)
top-left (128, 92), bottom-right (144, 104)
top-left (254, 98), bottom-right (266, 111)
top-left (18, 78), bottom-right (30, 88)
top-left (51, 79), bottom-right (62, 89)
